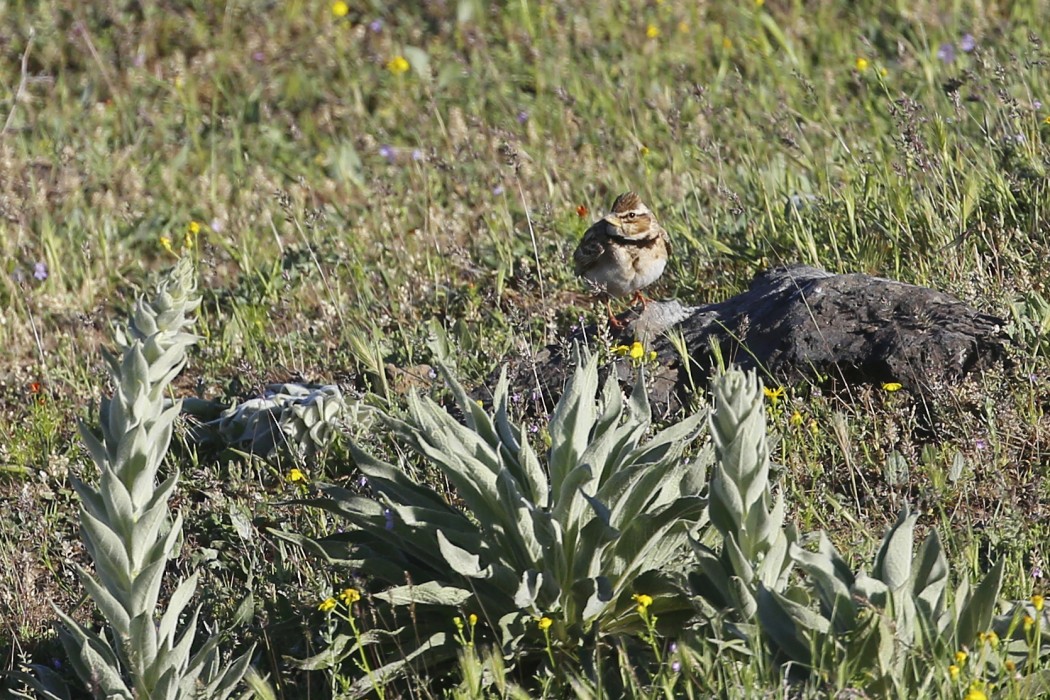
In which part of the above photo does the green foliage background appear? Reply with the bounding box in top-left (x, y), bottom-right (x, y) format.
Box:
top-left (1, 0), bottom-right (1049, 696)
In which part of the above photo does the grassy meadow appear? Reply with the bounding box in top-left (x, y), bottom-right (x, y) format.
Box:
top-left (2, 0), bottom-right (1050, 697)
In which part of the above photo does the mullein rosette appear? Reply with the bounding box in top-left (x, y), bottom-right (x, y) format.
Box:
top-left (21, 259), bottom-right (254, 699)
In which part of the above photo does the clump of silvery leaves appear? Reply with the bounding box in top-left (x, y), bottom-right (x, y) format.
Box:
top-left (281, 349), bottom-right (711, 696)
top-left (11, 258), bottom-right (254, 699)
top-left (688, 369), bottom-right (1050, 696)
top-left (182, 383), bottom-right (371, 458)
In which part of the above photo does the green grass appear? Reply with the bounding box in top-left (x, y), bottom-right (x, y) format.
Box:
top-left (1, 0), bottom-right (1049, 696)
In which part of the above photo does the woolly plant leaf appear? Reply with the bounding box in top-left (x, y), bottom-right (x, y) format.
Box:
top-left (872, 504), bottom-right (917, 592)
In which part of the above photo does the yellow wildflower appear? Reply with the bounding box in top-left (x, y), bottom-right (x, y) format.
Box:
top-left (160, 236), bottom-right (174, 254)
top-left (1043, 116), bottom-right (1050, 125)
top-left (612, 344), bottom-right (630, 357)
top-left (954, 650), bottom-right (967, 664)
top-left (629, 341), bottom-right (645, 360)
top-left (187, 220), bottom-right (201, 236)
top-left (453, 616), bottom-right (463, 630)
top-left (1024, 614), bottom-right (1034, 631)
top-left (646, 24), bottom-right (660, 39)
top-left (633, 593), bottom-right (653, 612)
top-left (387, 55), bottom-right (410, 75)
top-left (639, 145), bottom-right (650, 157)
top-left (790, 410), bottom-right (803, 426)
top-left (339, 587), bottom-right (361, 605)
top-left (722, 37), bottom-right (732, 50)
top-left (331, 1), bottom-right (349, 17)
top-left (949, 664), bottom-right (959, 679)
top-left (468, 613), bottom-right (478, 626)
top-left (763, 386), bottom-right (785, 405)
top-left (318, 597), bottom-right (337, 612)
top-left (965, 686), bottom-right (987, 700)
top-left (978, 631), bottom-right (999, 647)
top-left (537, 616), bottom-right (553, 630)
top-left (1033, 594), bottom-right (1045, 611)
top-left (881, 382), bottom-right (903, 392)
top-left (677, 21), bottom-right (689, 33)
top-left (288, 467), bottom-right (307, 483)
top-left (855, 57), bottom-right (870, 71)
top-left (1006, 659), bottom-right (1016, 672)
top-left (647, 350), bottom-right (657, 362)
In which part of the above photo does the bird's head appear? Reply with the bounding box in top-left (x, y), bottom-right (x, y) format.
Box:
top-left (603, 191), bottom-right (655, 238)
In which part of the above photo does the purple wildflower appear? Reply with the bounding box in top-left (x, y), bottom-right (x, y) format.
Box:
top-left (1033, 565), bottom-right (1044, 580)
top-left (359, 475), bottom-right (368, 487)
top-left (493, 185), bottom-right (505, 196)
top-left (34, 261), bottom-right (48, 281)
top-left (379, 145), bottom-right (394, 161)
top-left (370, 19), bottom-right (383, 32)
top-left (937, 42), bottom-right (955, 63)
top-left (411, 149), bottom-right (423, 161)
top-left (252, 51), bottom-right (265, 63)
top-left (384, 508), bottom-right (395, 530)
top-left (671, 660), bottom-right (681, 672)
top-left (1034, 100), bottom-right (1043, 110)
top-left (960, 33), bottom-right (976, 52)
top-left (975, 438), bottom-right (986, 450)
top-left (517, 110), bottom-right (529, 124)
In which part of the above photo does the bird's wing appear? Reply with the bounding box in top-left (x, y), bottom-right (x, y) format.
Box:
top-left (573, 223), bottom-right (609, 275)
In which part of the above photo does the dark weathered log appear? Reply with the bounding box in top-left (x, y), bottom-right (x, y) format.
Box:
top-left (518, 265), bottom-right (1009, 417)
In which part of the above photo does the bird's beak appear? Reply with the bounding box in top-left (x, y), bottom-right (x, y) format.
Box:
top-left (602, 215), bottom-right (622, 228)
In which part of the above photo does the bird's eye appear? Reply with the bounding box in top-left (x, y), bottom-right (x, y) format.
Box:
top-left (624, 212), bottom-right (635, 220)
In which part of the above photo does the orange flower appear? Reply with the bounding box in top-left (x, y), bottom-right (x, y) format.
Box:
top-left (576, 205), bottom-right (588, 217)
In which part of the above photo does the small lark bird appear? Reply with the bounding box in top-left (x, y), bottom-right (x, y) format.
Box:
top-left (573, 191), bottom-right (670, 328)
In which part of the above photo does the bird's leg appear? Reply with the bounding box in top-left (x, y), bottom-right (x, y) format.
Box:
top-left (606, 299), bottom-right (626, 330)
top-left (631, 290), bottom-right (649, 309)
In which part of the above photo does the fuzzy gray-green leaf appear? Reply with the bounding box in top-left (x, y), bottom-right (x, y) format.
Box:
top-left (872, 504), bottom-right (917, 591)
top-left (157, 573), bottom-right (198, 646)
top-left (374, 580), bottom-right (474, 607)
top-left (547, 349), bottom-right (600, 489)
top-left (436, 529), bottom-right (491, 579)
top-left (956, 558), bottom-right (1004, 648)
top-left (911, 529), bottom-right (949, 620)
top-left (77, 568), bottom-right (132, 636)
top-left (757, 584), bottom-right (827, 665)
